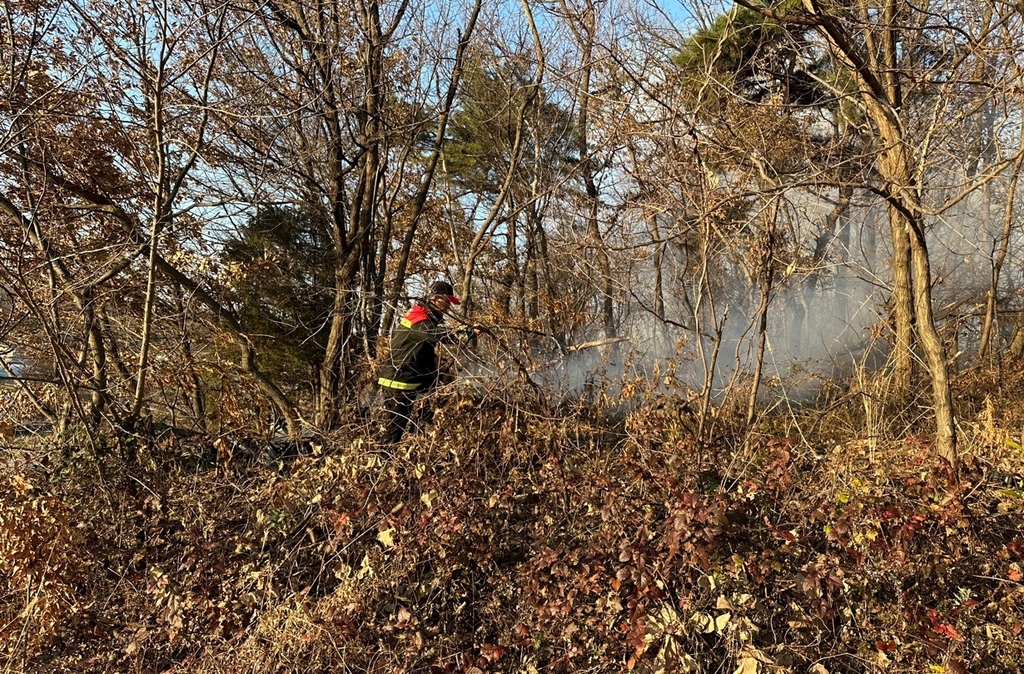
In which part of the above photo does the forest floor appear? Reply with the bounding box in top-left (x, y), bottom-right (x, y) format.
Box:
top-left (3, 369), bottom-right (1024, 673)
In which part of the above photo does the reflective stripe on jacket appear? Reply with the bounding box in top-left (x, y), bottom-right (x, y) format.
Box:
top-left (377, 377), bottom-right (421, 391)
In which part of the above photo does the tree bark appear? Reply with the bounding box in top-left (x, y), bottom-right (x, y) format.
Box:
top-left (83, 297), bottom-right (108, 425)
top-left (315, 0), bottom-right (386, 427)
top-left (173, 283), bottom-right (206, 429)
top-left (650, 216), bottom-right (665, 322)
top-left (888, 202), bottom-right (915, 394)
top-left (906, 209), bottom-right (956, 462)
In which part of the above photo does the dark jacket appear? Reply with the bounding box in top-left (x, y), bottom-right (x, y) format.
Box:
top-left (378, 303), bottom-right (463, 391)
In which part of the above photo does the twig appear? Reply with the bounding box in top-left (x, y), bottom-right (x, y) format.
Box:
top-left (531, 337), bottom-right (629, 372)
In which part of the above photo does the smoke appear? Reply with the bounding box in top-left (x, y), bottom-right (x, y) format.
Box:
top-left (513, 183), bottom-right (1023, 407)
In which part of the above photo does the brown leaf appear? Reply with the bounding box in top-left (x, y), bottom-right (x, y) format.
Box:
top-left (732, 656), bottom-right (759, 674)
top-left (481, 643), bottom-right (505, 662)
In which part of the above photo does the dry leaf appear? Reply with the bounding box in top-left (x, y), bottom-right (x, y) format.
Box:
top-left (733, 656), bottom-right (759, 674)
top-left (377, 527), bottom-right (396, 548)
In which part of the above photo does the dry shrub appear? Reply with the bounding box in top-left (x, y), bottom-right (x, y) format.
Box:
top-left (0, 472), bottom-right (82, 662)
top-left (0, 384), bottom-right (52, 436)
top-left (3, 374), bottom-right (1024, 673)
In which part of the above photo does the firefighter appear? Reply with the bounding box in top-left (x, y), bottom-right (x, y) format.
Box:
top-left (377, 281), bottom-right (479, 442)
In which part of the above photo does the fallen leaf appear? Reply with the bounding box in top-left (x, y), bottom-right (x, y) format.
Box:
top-left (934, 622), bottom-right (963, 641)
top-left (378, 528), bottom-right (396, 548)
top-left (481, 643), bottom-right (505, 662)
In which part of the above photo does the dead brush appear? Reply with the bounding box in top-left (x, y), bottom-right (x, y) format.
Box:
top-left (0, 469), bottom-right (83, 665)
top-left (796, 363), bottom-right (932, 456)
top-left (5, 371), bottom-right (1024, 673)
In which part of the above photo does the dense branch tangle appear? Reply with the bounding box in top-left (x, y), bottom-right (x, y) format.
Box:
top-left (0, 0), bottom-right (1021, 456)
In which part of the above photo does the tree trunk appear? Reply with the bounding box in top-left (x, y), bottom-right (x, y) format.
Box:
top-left (835, 189), bottom-right (852, 322)
top-left (888, 203), bottom-right (915, 394)
top-left (131, 221), bottom-right (160, 419)
top-left (736, 0), bottom-right (958, 462)
top-left (978, 153), bottom-right (1024, 364)
top-left (695, 221), bottom-right (726, 449)
top-left (317, 0), bottom-right (385, 427)
top-left (575, 3), bottom-right (614, 340)
top-left (746, 200), bottom-right (778, 427)
top-left (907, 213), bottom-right (956, 463)
top-left (318, 246), bottom-right (365, 427)
top-left (651, 217), bottom-right (665, 323)
top-left (84, 299), bottom-right (108, 426)
top-left (876, 119), bottom-right (956, 463)
top-left (100, 304), bottom-right (133, 383)
top-left (173, 283), bottom-right (206, 429)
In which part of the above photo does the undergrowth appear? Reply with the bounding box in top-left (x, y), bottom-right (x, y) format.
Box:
top-left (2, 372), bottom-right (1024, 673)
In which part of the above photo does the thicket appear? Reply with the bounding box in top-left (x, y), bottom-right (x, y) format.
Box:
top-left (3, 368), bottom-right (1024, 673)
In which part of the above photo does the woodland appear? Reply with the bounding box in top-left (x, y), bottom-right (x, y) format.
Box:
top-left (3, 0), bottom-right (1024, 671)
